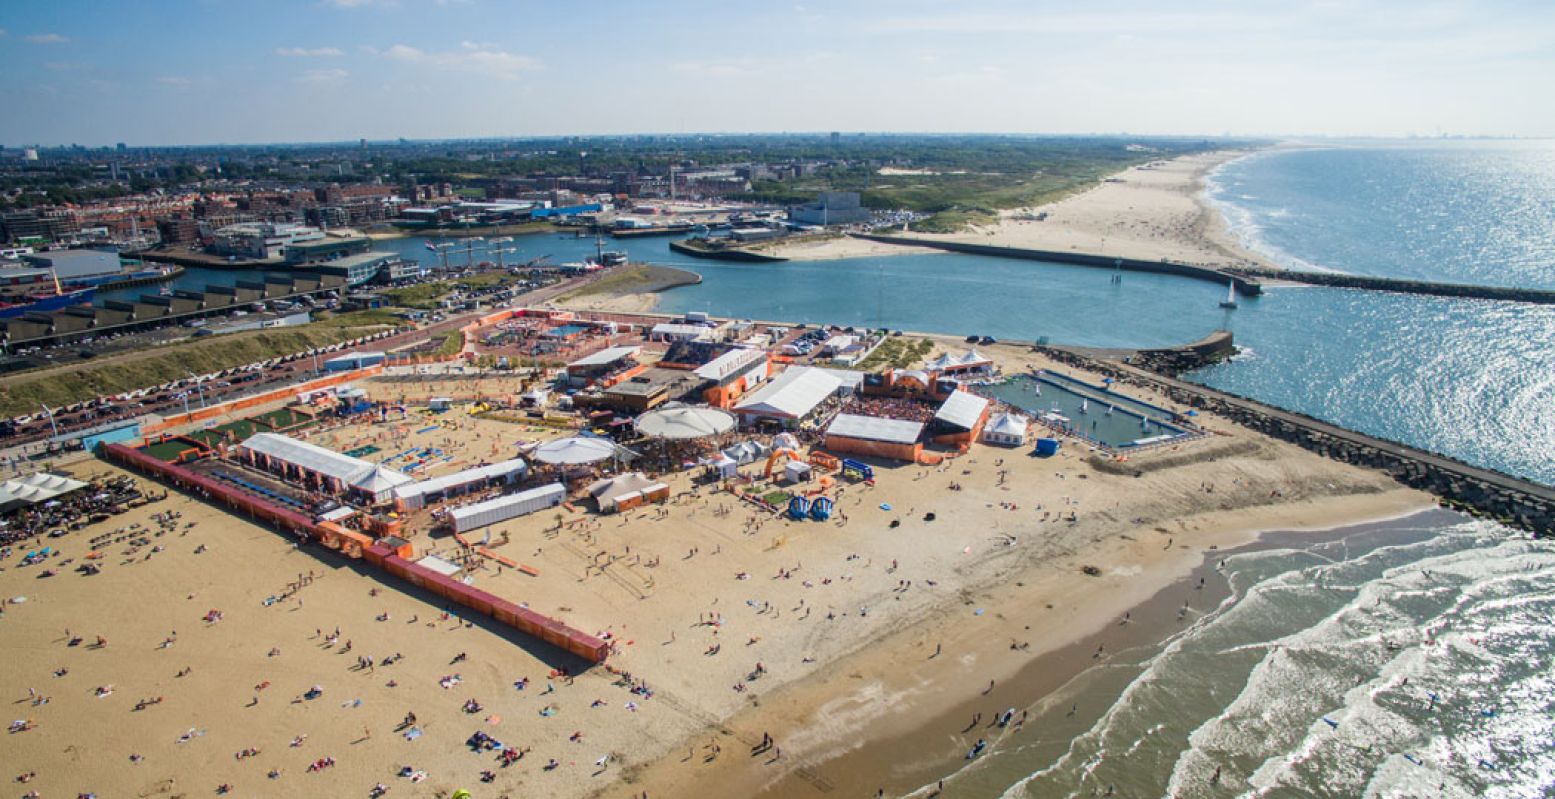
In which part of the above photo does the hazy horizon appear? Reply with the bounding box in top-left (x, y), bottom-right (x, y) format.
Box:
top-left (3, 0), bottom-right (1553, 147)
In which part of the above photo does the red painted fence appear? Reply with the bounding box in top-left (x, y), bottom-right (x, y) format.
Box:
top-left (103, 443), bottom-right (609, 663)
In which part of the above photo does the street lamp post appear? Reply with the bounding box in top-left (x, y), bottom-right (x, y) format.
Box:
top-left (186, 372), bottom-right (207, 408)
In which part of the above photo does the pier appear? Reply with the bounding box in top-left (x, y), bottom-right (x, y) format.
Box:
top-left (853, 232), bottom-right (1555, 306)
top-left (849, 233), bottom-right (1263, 296)
top-left (1236, 267), bottom-right (1555, 305)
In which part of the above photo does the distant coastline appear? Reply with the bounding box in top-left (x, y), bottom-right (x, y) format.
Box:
top-left (759, 148), bottom-right (1282, 272)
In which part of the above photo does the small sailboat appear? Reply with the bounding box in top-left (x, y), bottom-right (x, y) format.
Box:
top-left (998, 708), bottom-right (1016, 728)
top-left (1105, 405), bottom-right (1114, 416)
top-left (966, 738), bottom-right (988, 759)
top-left (1079, 398), bottom-right (1089, 414)
top-left (1219, 279), bottom-right (1239, 310)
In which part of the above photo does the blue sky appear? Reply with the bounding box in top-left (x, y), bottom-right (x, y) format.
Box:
top-left (3, 0), bottom-right (1553, 146)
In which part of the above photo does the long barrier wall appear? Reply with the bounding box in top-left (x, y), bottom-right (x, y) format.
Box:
top-left (140, 365), bottom-right (387, 436)
top-left (850, 233), bottom-right (1264, 296)
top-left (101, 442), bottom-right (611, 663)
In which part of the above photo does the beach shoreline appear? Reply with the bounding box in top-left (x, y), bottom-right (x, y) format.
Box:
top-left (760, 148), bottom-right (1281, 270)
top-left (598, 485), bottom-right (1436, 799)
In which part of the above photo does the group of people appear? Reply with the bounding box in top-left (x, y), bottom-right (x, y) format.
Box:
top-left (0, 475), bottom-right (150, 546)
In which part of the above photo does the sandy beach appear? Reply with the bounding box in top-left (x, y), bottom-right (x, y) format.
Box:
top-left (0, 337), bottom-right (1436, 799)
top-left (762, 150), bottom-right (1279, 270)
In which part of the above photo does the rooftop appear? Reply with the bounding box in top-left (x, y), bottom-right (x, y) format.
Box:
top-left (826, 413), bottom-right (924, 445)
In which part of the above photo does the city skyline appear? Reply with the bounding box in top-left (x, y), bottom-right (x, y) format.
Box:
top-left (3, 0), bottom-right (1555, 146)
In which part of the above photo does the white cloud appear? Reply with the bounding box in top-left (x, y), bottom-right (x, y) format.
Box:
top-left (299, 68), bottom-right (351, 84)
top-left (27, 33), bottom-right (70, 44)
top-left (669, 59), bottom-right (759, 78)
top-left (0, 28), bottom-right (8, 37)
top-left (157, 76), bottom-right (193, 88)
top-left (276, 46), bottom-right (345, 57)
top-left (44, 62), bottom-right (87, 72)
top-left (381, 43), bottom-right (539, 79)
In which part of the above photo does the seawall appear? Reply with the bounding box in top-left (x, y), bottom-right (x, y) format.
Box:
top-left (1039, 345), bottom-right (1555, 535)
top-left (849, 233), bottom-right (1263, 296)
top-left (853, 231), bottom-right (1555, 306)
top-left (1238, 267), bottom-right (1555, 305)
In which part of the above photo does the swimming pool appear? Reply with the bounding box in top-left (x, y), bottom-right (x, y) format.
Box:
top-left (981, 372), bottom-right (1189, 450)
top-left (544, 323), bottom-right (592, 339)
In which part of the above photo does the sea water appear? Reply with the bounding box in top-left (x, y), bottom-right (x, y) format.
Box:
top-left (924, 513), bottom-right (1555, 798)
top-left (357, 146), bottom-right (1553, 795)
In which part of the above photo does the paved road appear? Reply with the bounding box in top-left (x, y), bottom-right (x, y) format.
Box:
top-left (2, 272), bottom-right (596, 454)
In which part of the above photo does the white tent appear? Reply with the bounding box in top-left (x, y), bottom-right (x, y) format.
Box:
top-left (772, 432), bottom-right (801, 451)
top-left (636, 404), bottom-right (736, 440)
top-left (709, 454), bottom-right (738, 480)
top-left (926, 349), bottom-right (994, 372)
top-left (722, 440), bottom-right (770, 465)
top-left (783, 460), bottom-right (813, 484)
top-left (351, 463), bottom-right (415, 503)
top-left (0, 472), bottom-right (89, 512)
top-left (733, 367), bottom-right (842, 420)
top-left (533, 436), bottom-right (619, 466)
top-left (983, 412), bottom-right (1030, 446)
top-left (239, 432), bottom-right (375, 488)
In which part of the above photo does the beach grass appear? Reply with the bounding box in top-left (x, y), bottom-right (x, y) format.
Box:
top-left (0, 317), bottom-right (399, 417)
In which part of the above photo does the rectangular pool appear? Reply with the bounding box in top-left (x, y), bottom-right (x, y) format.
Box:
top-left (981, 371), bottom-right (1189, 450)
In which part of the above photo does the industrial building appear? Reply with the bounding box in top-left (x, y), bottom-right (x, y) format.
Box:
top-left (323, 351), bottom-right (386, 371)
top-left (696, 347), bottom-right (771, 408)
top-left (209, 222), bottom-right (325, 260)
top-left (19, 249), bottom-right (121, 282)
top-left (284, 231), bottom-right (373, 264)
top-left (304, 251), bottom-right (402, 287)
top-left (788, 192), bottom-right (872, 226)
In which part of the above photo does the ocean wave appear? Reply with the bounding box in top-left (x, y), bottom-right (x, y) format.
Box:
top-left (1203, 153), bottom-right (1348, 275)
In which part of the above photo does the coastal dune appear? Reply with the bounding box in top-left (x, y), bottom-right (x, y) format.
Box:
top-left (765, 150), bottom-right (1275, 270)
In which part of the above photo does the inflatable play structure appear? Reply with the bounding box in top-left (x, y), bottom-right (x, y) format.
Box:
top-left (763, 448), bottom-right (802, 478)
top-left (787, 495), bottom-right (811, 520)
top-left (809, 496), bottom-right (834, 521)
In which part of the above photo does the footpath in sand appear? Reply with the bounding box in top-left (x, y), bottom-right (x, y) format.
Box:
top-left (0, 339), bottom-right (1434, 799)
